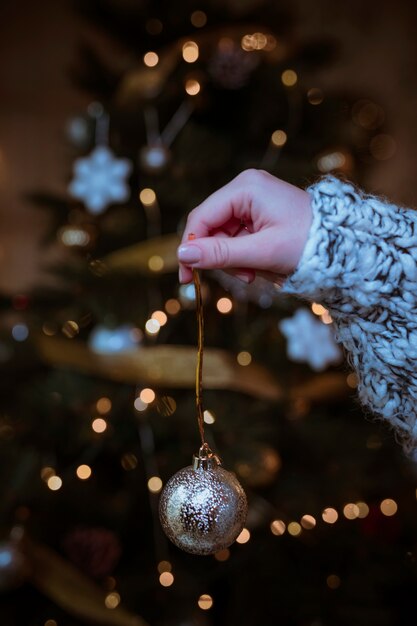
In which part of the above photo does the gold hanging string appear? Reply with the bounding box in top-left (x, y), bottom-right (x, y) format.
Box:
top-left (193, 267), bottom-right (205, 447)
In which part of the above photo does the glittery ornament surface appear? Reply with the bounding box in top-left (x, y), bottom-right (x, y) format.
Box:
top-left (159, 464), bottom-right (247, 555)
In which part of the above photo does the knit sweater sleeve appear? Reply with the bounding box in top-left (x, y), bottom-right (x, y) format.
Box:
top-left (280, 176), bottom-right (417, 452)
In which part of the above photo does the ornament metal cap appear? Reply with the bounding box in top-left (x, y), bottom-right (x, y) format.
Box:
top-left (192, 443), bottom-right (221, 470)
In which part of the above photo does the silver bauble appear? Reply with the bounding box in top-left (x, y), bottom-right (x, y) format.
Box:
top-left (159, 454), bottom-right (248, 555)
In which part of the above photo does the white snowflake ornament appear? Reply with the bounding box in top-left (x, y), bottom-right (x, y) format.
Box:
top-left (278, 308), bottom-right (342, 371)
top-left (68, 145), bottom-right (132, 214)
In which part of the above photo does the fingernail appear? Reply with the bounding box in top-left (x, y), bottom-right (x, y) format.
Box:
top-left (177, 245), bottom-right (201, 264)
top-left (235, 272), bottom-right (251, 284)
top-left (178, 266), bottom-right (185, 283)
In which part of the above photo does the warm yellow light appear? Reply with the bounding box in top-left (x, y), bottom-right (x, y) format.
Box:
top-left (380, 498), bottom-right (398, 516)
top-left (307, 87), bottom-right (324, 105)
top-left (47, 476), bottom-right (62, 491)
top-left (44, 621), bottom-right (58, 626)
top-left (152, 310), bottom-right (168, 326)
top-left (42, 323), bottom-right (57, 336)
top-left (148, 255), bottom-right (164, 272)
top-left (96, 397), bottom-right (112, 414)
top-left (281, 69), bottom-right (298, 87)
top-left (191, 10), bottom-right (207, 27)
top-left (144, 51), bottom-right (159, 67)
top-left (300, 514), bottom-right (316, 530)
top-left (203, 410), bottom-right (216, 424)
top-left (139, 188), bottom-right (157, 206)
top-left (236, 528), bottom-right (250, 544)
top-left (92, 418), bottom-right (107, 433)
top-left (287, 521), bottom-right (302, 536)
top-left (182, 41), bottom-right (199, 63)
top-left (216, 297), bottom-right (233, 314)
top-left (121, 453), bottom-right (138, 470)
top-left (185, 79), bottom-right (201, 96)
top-left (41, 467), bottom-right (55, 482)
top-left (76, 464), bottom-right (92, 480)
top-left (346, 373), bottom-right (358, 388)
top-left (326, 574), bottom-right (341, 589)
top-left (271, 130), bottom-right (287, 147)
top-left (165, 298), bottom-right (181, 315)
top-left (159, 572), bottom-right (174, 587)
top-left (62, 320), bottom-right (79, 338)
top-left (356, 501), bottom-right (369, 518)
top-left (311, 302), bottom-right (327, 316)
top-left (237, 351), bottom-right (252, 366)
top-left (198, 594), bottom-right (213, 610)
top-left (322, 507), bottom-right (338, 524)
top-left (134, 397), bottom-right (147, 412)
top-left (214, 549), bottom-right (230, 561)
top-left (321, 311), bottom-right (333, 324)
top-left (157, 560), bottom-right (172, 574)
top-left (145, 318), bottom-right (161, 334)
top-left (270, 519), bottom-right (286, 536)
top-left (343, 503), bottom-right (360, 520)
top-left (140, 388), bottom-right (156, 404)
top-left (241, 32), bottom-right (267, 51)
top-left (104, 592), bottom-right (120, 609)
top-left (148, 476), bottom-right (163, 494)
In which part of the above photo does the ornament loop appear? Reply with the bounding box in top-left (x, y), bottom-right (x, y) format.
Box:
top-left (193, 443), bottom-right (221, 470)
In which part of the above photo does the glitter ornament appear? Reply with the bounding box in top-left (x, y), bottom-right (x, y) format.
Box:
top-left (159, 445), bottom-right (247, 555)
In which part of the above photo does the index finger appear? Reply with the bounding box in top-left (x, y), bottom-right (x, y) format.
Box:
top-left (180, 174), bottom-right (252, 246)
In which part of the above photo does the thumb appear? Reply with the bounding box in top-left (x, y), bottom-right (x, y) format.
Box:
top-left (177, 231), bottom-right (275, 272)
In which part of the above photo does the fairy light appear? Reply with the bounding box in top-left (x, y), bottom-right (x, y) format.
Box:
top-left (343, 503), bottom-right (360, 520)
top-left (96, 397), bottom-right (111, 414)
top-left (214, 549), bottom-right (230, 561)
top-left (311, 302), bottom-right (327, 316)
top-left (237, 351), bottom-right (252, 366)
top-left (326, 574), bottom-right (341, 589)
top-left (236, 528), bottom-right (250, 544)
top-left (76, 464), bottom-right (92, 480)
top-left (62, 320), bottom-right (79, 338)
top-left (139, 188), bottom-right (156, 206)
top-left (322, 507), bottom-right (338, 524)
top-left (143, 51), bottom-right (159, 67)
top-left (198, 594), bottom-right (213, 610)
top-left (152, 310), bottom-right (168, 326)
top-left (42, 323), bottom-right (57, 336)
top-left (12, 323), bottom-right (29, 342)
top-left (145, 318), bottom-right (161, 335)
top-left (321, 311), bottom-right (333, 324)
top-left (44, 621), bottom-right (58, 626)
top-left (300, 514), bottom-right (316, 530)
top-left (92, 418), bottom-right (107, 433)
top-left (134, 397), bottom-right (147, 412)
top-left (185, 79), bottom-right (201, 96)
top-left (241, 32), bottom-right (268, 51)
top-left (121, 453), bottom-right (138, 470)
top-left (157, 560), bottom-right (172, 573)
top-left (317, 151), bottom-right (346, 173)
top-left (203, 410), bottom-right (215, 424)
top-left (47, 476), bottom-right (62, 491)
top-left (270, 520), bottom-right (286, 536)
top-left (346, 373), bottom-right (358, 388)
top-left (216, 297), bottom-right (233, 314)
top-left (380, 498), bottom-right (398, 516)
top-left (281, 69), bottom-right (298, 87)
top-left (287, 521), bottom-right (302, 536)
top-left (307, 87), bottom-right (324, 105)
top-left (140, 388), bottom-right (156, 404)
top-left (190, 10), bottom-right (207, 27)
top-left (271, 130), bottom-right (287, 147)
top-left (41, 467), bottom-right (55, 482)
top-left (148, 476), bottom-right (163, 494)
top-left (105, 592), bottom-right (120, 609)
top-left (356, 501), bottom-right (369, 518)
top-left (148, 255), bottom-right (164, 272)
top-left (182, 41), bottom-right (199, 63)
top-left (159, 572), bottom-right (174, 587)
top-left (165, 298), bottom-right (181, 315)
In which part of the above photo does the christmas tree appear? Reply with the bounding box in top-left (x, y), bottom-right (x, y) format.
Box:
top-left (1, 1), bottom-right (416, 625)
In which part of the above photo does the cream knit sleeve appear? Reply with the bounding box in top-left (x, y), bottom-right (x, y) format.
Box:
top-left (281, 176), bottom-right (417, 453)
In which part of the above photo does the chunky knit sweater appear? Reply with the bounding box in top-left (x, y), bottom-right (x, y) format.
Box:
top-left (281, 176), bottom-right (417, 453)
